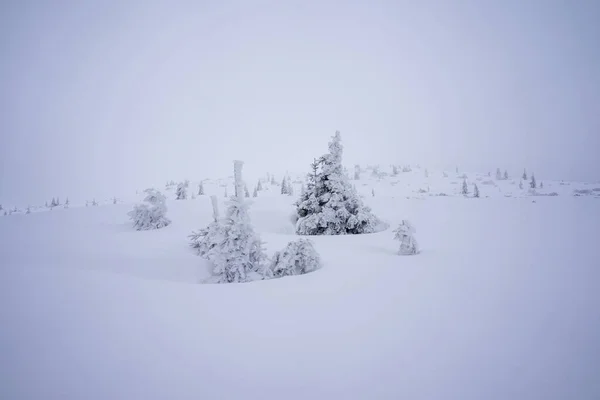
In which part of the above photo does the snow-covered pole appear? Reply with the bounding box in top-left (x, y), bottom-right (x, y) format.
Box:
top-left (234, 160), bottom-right (244, 200)
top-left (210, 195), bottom-right (219, 222)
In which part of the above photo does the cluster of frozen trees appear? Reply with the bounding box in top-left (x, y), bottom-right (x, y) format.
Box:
top-left (393, 220), bottom-right (419, 255)
top-left (189, 160), bottom-right (322, 283)
top-left (495, 168), bottom-right (509, 180)
top-left (295, 131), bottom-right (381, 235)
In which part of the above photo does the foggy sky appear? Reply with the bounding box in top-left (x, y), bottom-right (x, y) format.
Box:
top-left (1, 0), bottom-right (599, 205)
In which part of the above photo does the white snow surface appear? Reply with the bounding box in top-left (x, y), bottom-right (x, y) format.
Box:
top-left (1, 171), bottom-right (600, 399)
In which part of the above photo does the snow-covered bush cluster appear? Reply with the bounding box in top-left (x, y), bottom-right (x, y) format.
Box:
top-left (295, 131), bottom-right (381, 235)
top-left (189, 161), bottom-right (324, 284)
top-left (128, 188), bottom-right (171, 230)
top-left (270, 239), bottom-right (322, 278)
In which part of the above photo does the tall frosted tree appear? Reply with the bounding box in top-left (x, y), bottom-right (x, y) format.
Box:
top-left (295, 131), bottom-right (380, 235)
top-left (522, 169), bottom-right (528, 180)
top-left (473, 183), bottom-right (480, 198)
top-left (530, 173), bottom-right (537, 189)
top-left (462, 178), bottom-right (469, 196)
top-left (496, 168), bottom-right (502, 180)
top-left (196, 161), bottom-right (268, 283)
top-left (281, 177), bottom-right (288, 195)
top-left (504, 170), bottom-right (508, 180)
top-left (198, 182), bottom-right (204, 196)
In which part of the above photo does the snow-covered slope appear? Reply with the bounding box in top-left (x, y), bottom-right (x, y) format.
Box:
top-left (1, 171), bottom-right (600, 399)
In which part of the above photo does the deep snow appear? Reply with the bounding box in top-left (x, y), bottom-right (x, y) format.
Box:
top-left (1, 171), bottom-right (600, 399)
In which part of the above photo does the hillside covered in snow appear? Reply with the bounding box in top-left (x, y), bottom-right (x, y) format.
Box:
top-left (1, 161), bottom-right (599, 399)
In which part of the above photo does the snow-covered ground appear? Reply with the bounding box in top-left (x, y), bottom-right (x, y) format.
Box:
top-left (1, 171), bottom-right (600, 399)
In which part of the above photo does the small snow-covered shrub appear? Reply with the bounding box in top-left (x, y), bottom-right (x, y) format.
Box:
top-left (128, 189), bottom-right (171, 230)
top-left (393, 220), bottom-right (419, 255)
top-left (176, 181), bottom-right (189, 200)
top-left (271, 239), bottom-right (322, 278)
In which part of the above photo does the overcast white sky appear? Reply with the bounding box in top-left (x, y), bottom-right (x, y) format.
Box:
top-left (1, 0), bottom-right (599, 205)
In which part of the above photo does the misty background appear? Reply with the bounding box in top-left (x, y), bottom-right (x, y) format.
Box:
top-left (1, 0), bottom-right (599, 206)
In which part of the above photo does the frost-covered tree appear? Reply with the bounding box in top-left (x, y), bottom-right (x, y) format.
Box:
top-left (128, 188), bottom-right (171, 230)
top-left (201, 161), bottom-right (268, 283)
top-left (26, 206), bottom-right (31, 214)
top-left (372, 188), bottom-right (375, 197)
top-left (295, 131), bottom-right (380, 235)
top-left (354, 164), bottom-right (361, 180)
top-left (176, 180), bottom-right (189, 200)
top-left (540, 181), bottom-right (544, 189)
top-left (504, 170), bottom-right (509, 180)
top-left (92, 199), bottom-right (98, 206)
top-left (270, 239), bottom-right (322, 278)
top-left (281, 177), bottom-right (288, 195)
top-left (530, 173), bottom-right (537, 189)
top-left (198, 182), bottom-right (204, 196)
top-left (473, 183), bottom-right (480, 198)
top-left (392, 165), bottom-right (398, 176)
top-left (462, 179), bottom-right (469, 196)
top-left (496, 168), bottom-right (502, 180)
top-left (64, 198), bottom-right (69, 207)
top-left (257, 180), bottom-right (263, 191)
top-left (522, 169), bottom-right (528, 180)
top-left (519, 180), bottom-right (524, 189)
top-left (393, 220), bottom-right (419, 255)
top-left (253, 186), bottom-right (258, 197)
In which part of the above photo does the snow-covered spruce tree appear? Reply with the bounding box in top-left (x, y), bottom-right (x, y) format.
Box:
top-left (473, 183), bottom-right (480, 198)
top-left (519, 180), bottom-right (524, 189)
top-left (253, 186), bottom-right (258, 197)
top-left (522, 169), bottom-right (528, 180)
top-left (270, 239), bottom-right (322, 278)
top-left (392, 165), bottom-right (398, 176)
top-left (354, 164), bottom-right (361, 180)
top-left (198, 182), bottom-right (204, 196)
top-left (393, 220), bottom-right (419, 255)
top-left (496, 168), bottom-right (502, 180)
top-left (189, 195), bottom-right (221, 255)
top-left (201, 161), bottom-right (268, 283)
top-left (295, 131), bottom-right (380, 235)
top-left (504, 170), bottom-right (509, 180)
top-left (64, 198), bottom-right (69, 208)
top-left (462, 179), bottom-right (469, 196)
top-left (287, 179), bottom-right (294, 196)
top-left (530, 174), bottom-right (537, 189)
top-left (257, 180), bottom-right (263, 191)
top-left (176, 180), bottom-right (189, 200)
top-left (540, 181), bottom-right (544, 189)
top-left (281, 177), bottom-right (288, 195)
top-left (127, 188), bottom-right (171, 230)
